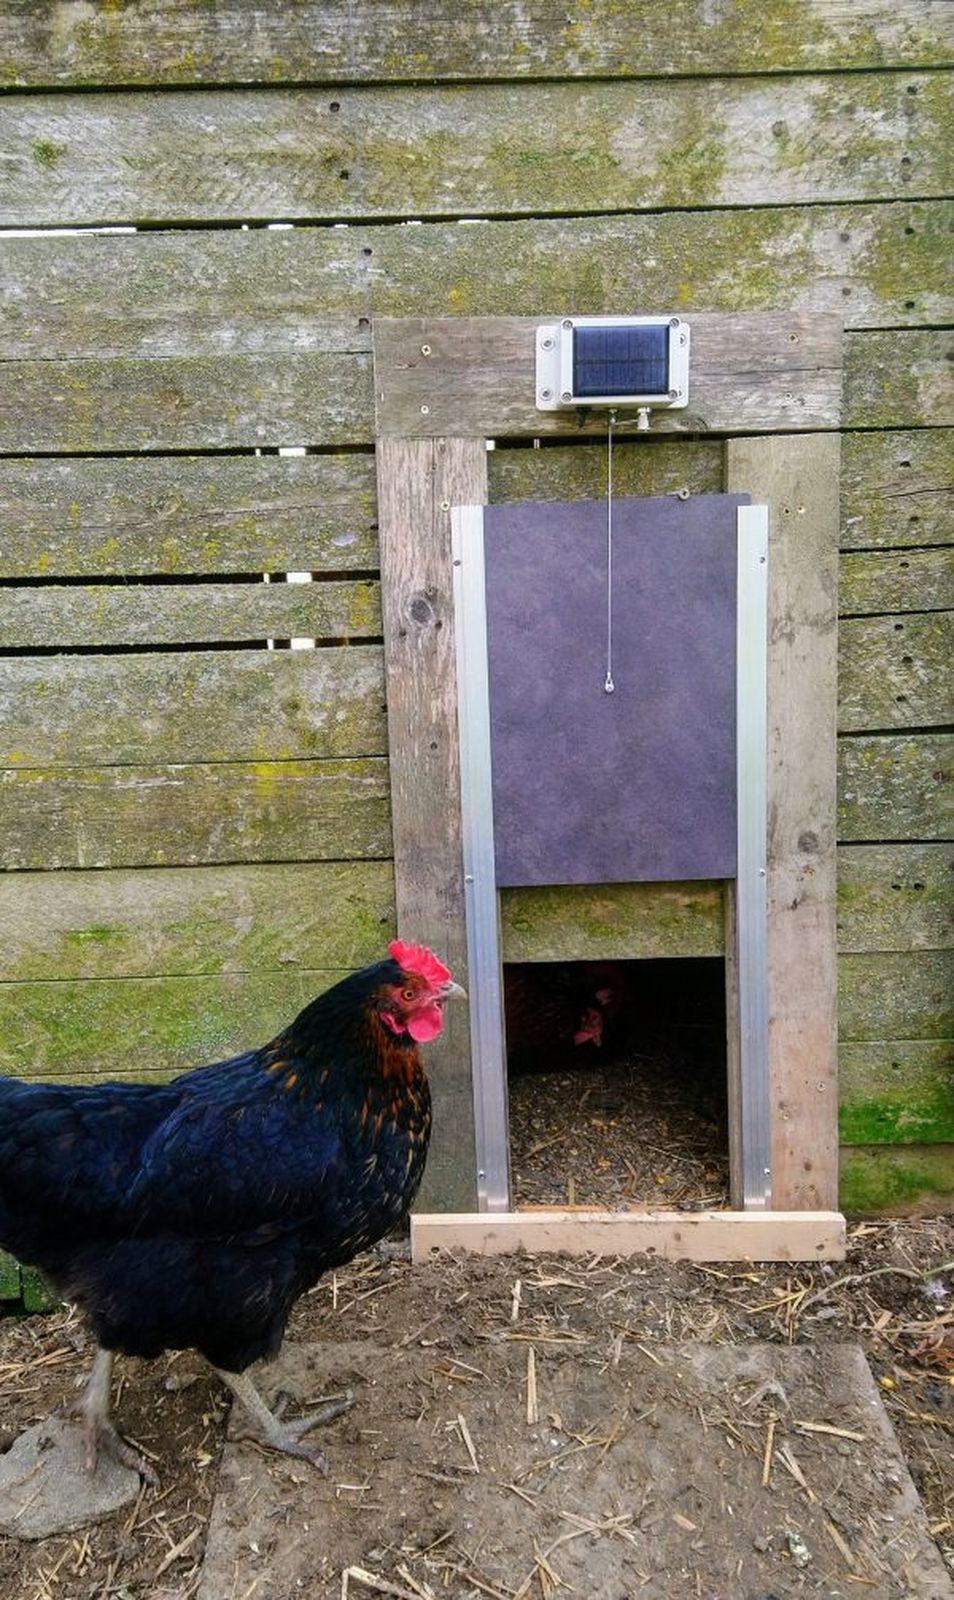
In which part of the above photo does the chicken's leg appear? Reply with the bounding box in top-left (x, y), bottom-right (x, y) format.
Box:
top-left (214, 1367), bottom-right (353, 1472)
top-left (68, 1346), bottom-right (159, 1485)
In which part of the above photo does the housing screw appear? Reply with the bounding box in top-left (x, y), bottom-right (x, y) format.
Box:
top-left (679, 332), bottom-right (688, 345)
top-left (561, 318), bottom-right (573, 330)
top-left (669, 388), bottom-right (680, 400)
top-left (540, 388), bottom-right (552, 401)
top-left (541, 336), bottom-right (554, 350)
top-left (561, 389), bottom-right (572, 401)
top-left (669, 316), bottom-right (680, 327)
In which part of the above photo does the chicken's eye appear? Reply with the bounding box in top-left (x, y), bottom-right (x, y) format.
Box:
top-left (401, 986), bottom-right (416, 1003)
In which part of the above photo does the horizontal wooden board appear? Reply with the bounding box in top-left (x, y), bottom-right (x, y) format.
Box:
top-left (3, 203), bottom-right (947, 370)
top-left (0, 327), bottom-right (946, 453)
top-left (489, 438), bottom-right (724, 502)
top-left (839, 1039), bottom-right (954, 1144)
top-left (838, 611), bottom-right (953, 731)
top-left (839, 1144), bottom-right (954, 1212)
top-left (500, 882), bottom-right (725, 961)
top-left (0, 452), bottom-right (379, 579)
top-left (412, 1211), bottom-right (846, 1263)
top-left (375, 313), bottom-right (844, 437)
top-left (0, 351), bottom-right (374, 453)
top-left (0, 861), bottom-right (395, 982)
top-left (3, 74), bottom-right (951, 227)
top-left (362, 201), bottom-right (954, 330)
top-left (841, 429), bottom-right (954, 549)
top-left (0, 647), bottom-right (386, 768)
top-left (838, 950), bottom-right (952, 1040)
top-left (837, 733), bottom-right (952, 840)
top-left (0, 232), bottom-right (368, 361)
top-left (0, 758), bottom-right (392, 870)
top-left (840, 548), bottom-right (954, 615)
top-left (0, 578), bottom-right (381, 648)
top-left (0, 970), bottom-right (351, 1080)
top-left (836, 843), bottom-right (953, 952)
top-left (3, 1), bottom-right (949, 87)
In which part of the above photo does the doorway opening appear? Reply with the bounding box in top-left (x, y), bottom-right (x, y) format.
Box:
top-left (505, 958), bottom-right (728, 1211)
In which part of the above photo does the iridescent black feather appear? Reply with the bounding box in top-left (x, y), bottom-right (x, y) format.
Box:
top-left (0, 959), bottom-right (432, 1372)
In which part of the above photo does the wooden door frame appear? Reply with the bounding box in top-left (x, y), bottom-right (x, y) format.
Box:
top-left (373, 314), bottom-right (844, 1262)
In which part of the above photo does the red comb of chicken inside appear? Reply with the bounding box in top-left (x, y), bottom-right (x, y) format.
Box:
top-left (388, 940), bottom-right (451, 989)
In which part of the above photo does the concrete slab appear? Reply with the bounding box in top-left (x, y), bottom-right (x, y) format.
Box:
top-left (197, 1340), bottom-right (952, 1599)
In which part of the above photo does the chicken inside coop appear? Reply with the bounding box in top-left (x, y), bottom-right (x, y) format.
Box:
top-left (505, 958), bottom-right (729, 1210)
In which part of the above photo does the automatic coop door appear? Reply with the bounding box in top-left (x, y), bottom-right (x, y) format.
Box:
top-left (452, 490), bottom-right (769, 1215)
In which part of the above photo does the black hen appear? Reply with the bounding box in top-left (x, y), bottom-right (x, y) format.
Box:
top-left (0, 941), bottom-right (463, 1480)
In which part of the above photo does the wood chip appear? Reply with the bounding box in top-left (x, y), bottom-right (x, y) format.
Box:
top-left (526, 1345), bottom-right (539, 1426)
top-left (342, 1568), bottom-right (422, 1600)
top-left (761, 1416), bottom-right (776, 1487)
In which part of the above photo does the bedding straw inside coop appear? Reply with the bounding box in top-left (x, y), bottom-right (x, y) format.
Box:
top-left (506, 958), bottom-right (729, 1210)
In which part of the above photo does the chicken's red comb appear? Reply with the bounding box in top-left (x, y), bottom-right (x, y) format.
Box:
top-left (388, 939), bottom-right (451, 987)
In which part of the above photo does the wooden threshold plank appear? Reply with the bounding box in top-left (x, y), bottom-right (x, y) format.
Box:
top-left (411, 1210), bottom-right (846, 1263)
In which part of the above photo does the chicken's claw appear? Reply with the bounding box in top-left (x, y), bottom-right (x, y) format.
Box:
top-left (216, 1368), bottom-right (354, 1471)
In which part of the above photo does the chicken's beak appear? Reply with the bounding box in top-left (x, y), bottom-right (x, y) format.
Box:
top-left (440, 979), bottom-right (467, 1001)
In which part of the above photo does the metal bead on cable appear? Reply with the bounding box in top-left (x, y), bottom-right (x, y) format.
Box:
top-left (604, 409), bottom-right (617, 693)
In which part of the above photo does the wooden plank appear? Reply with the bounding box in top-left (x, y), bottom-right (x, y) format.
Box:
top-left (375, 314), bottom-right (844, 438)
top-left (0, 647), bottom-right (386, 768)
top-left (837, 733), bottom-right (952, 840)
top-left (839, 950), bottom-right (953, 1039)
top-left (0, 453), bottom-right (378, 578)
top-left (0, 970), bottom-right (351, 1081)
top-left (840, 548), bottom-right (954, 615)
top-left (3, 75), bottom-right (950, 227)
top-left (0, 329), bottom-right (944, 455)
top-left (376, 437), bottom-right (487, 1212)
top-left (841, 430), bottom-right (953, 549)
top-left (844, 329), bottom-right (954, 430)
top-left (0, 758), bottom-right (391, 870)
top-left (727, 434), bottom-right (840, 1212)
top-left (0, 578), bottom-right (381, 648)
top-left (0, 351), bottom-right (373, 453)
top-left (489, 438), bottom-right (724, 503)
top-left (500, 882), bottom-right (725, 961)
top-left (0, 861), bottom-right (395, 982)
top-left (837, 843), bottom-right (954, 952)
top-left (4, 202), bottom-right (947, 363)
top-left (411, 1210), bottom-right (846, 1263)
top-left (3, 2), bottom-right (949, 87)
top-left (0, 230), bottom-right (366, 360)
top-left (839, 1144), bottom-right (954, 1213)
top-left (839, 1039), bottom-right (954, 1145)
top-left (838, 612), bottom-right (953, 731)
top-left (365, 200), bottom-right (954, 331)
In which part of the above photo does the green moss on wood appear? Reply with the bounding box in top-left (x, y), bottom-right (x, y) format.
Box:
top-left (30, 138), bottom-right (65, 168)
top-left (839, 1144), bottom-right (954, 1213)
top-left (0, 1250), bottom-right (21, 1300)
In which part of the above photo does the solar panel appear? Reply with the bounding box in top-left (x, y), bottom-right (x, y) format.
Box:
top-left (572, 323), bottom-right (669, 399)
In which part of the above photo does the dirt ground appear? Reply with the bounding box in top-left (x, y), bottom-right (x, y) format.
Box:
top-left (0, 1216), bottom-right (951, 1599)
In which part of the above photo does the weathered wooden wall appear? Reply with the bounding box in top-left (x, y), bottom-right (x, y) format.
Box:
top-left (0, 1), bottom-right (951, 1239)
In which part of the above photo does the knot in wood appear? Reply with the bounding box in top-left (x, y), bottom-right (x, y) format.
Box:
top-left (408, 593), bottom-right (435, 628)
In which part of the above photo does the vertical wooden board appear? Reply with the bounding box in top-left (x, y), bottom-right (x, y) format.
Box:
top-left (375, 437), bottom-right (488, 1212)
top-left (727, 435), bottom-right (841, 1212)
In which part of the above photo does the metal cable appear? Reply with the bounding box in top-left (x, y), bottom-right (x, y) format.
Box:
top-left (604, 409), bottom-right (617, 693)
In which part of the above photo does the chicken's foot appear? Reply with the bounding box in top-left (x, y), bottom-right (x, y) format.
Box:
top-left (67, 1346), bottom-right (159, 1486)
top-left (215, 1367), bottom-right (354, 1472)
